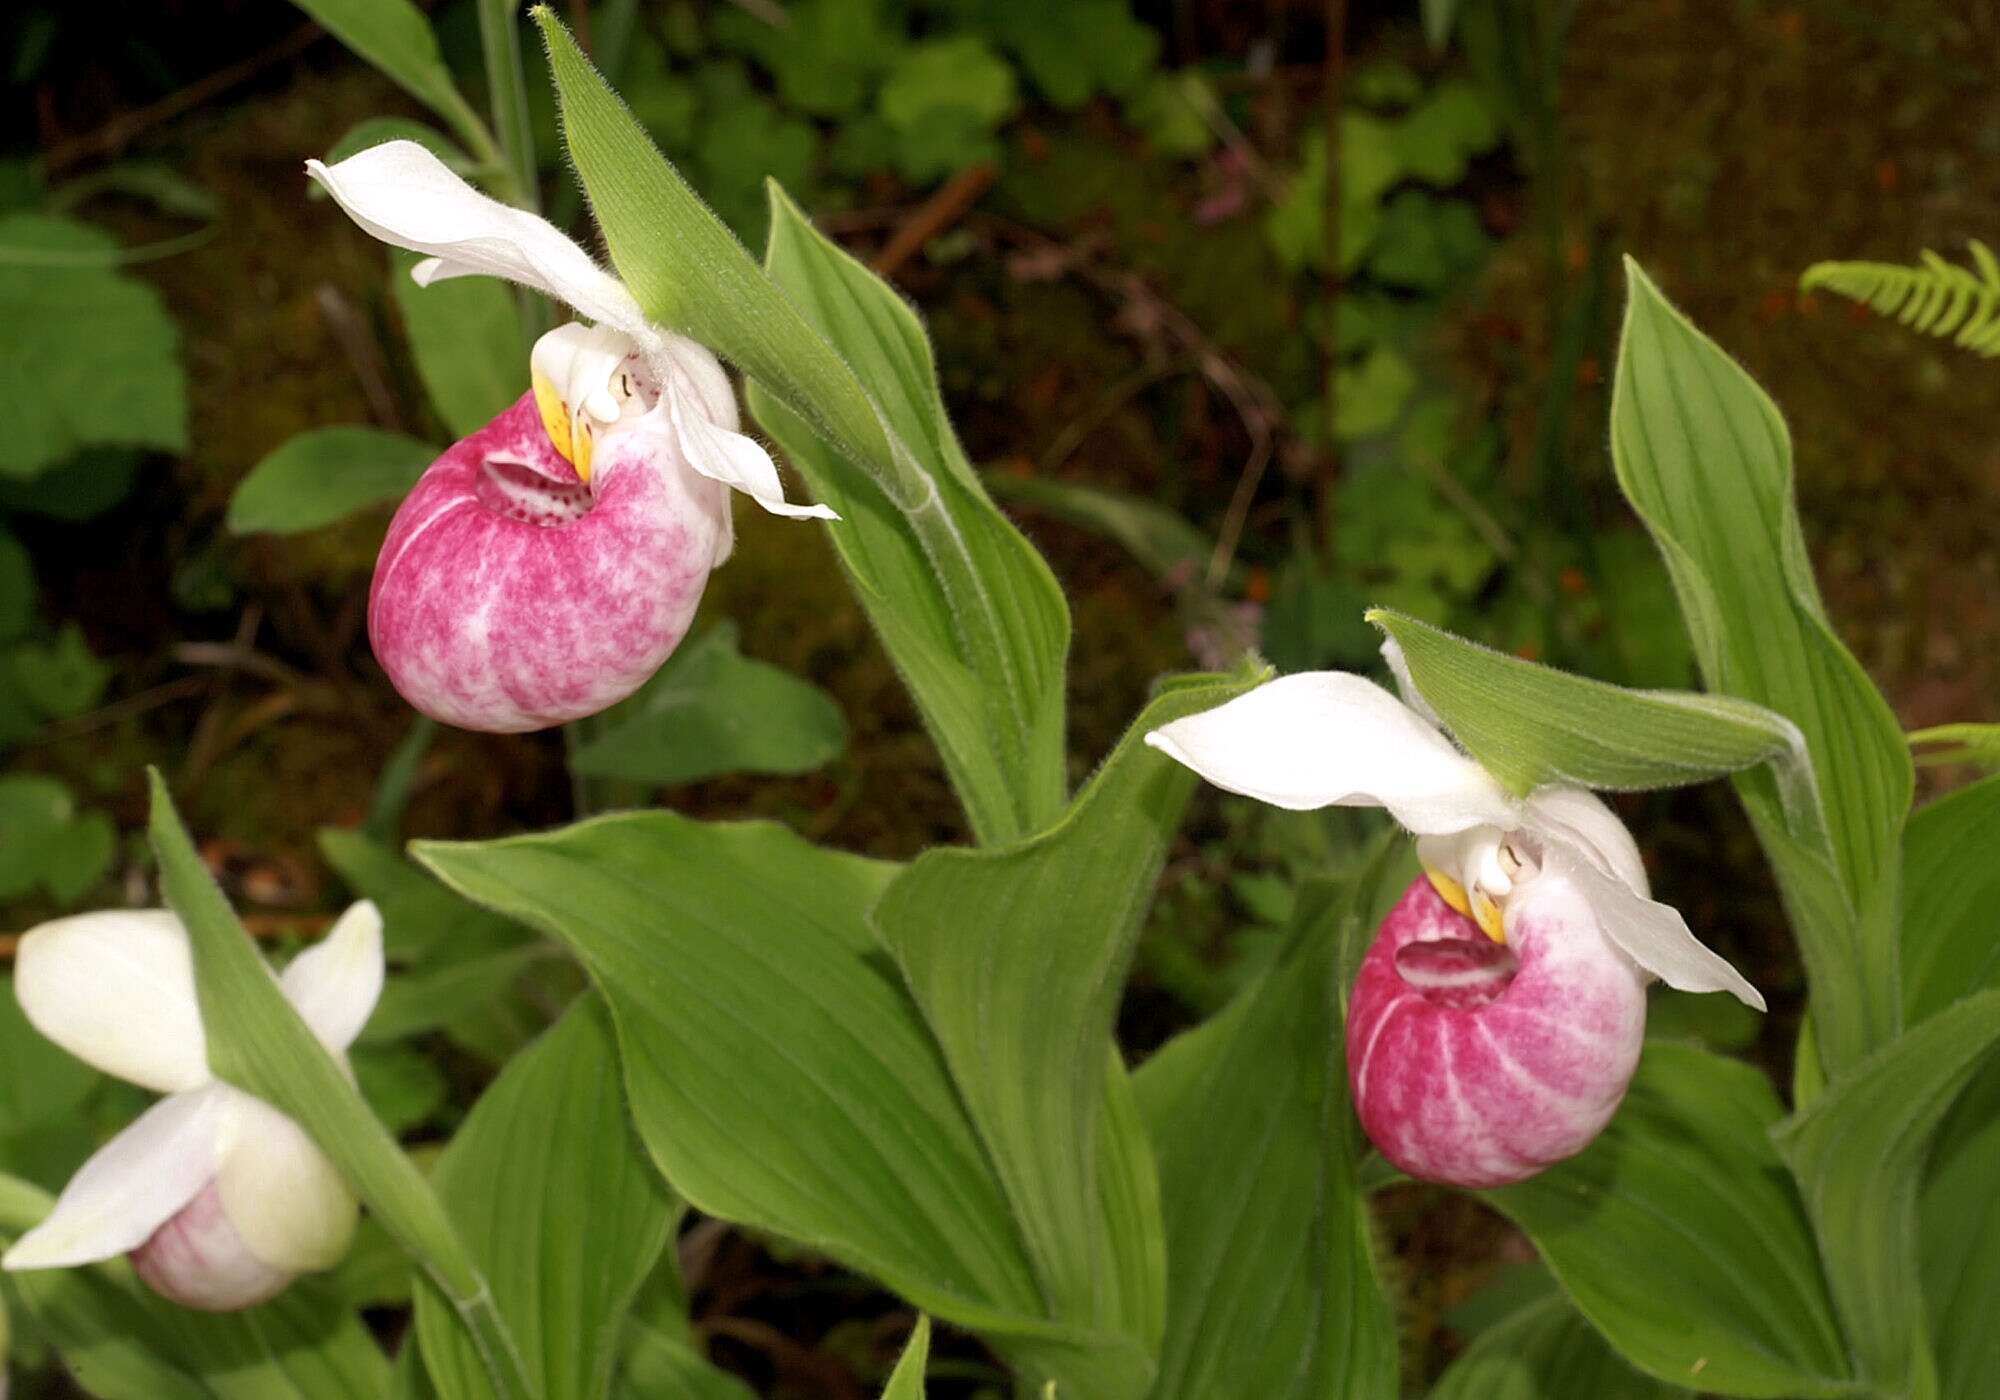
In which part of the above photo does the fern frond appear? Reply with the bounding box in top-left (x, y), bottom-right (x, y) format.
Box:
top-left (1799, 240), bottom-right (2000, 356)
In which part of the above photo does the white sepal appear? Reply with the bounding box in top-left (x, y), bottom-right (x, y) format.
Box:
top-left (212, 1091), bottom-right (358, 1273)
top-left (2, 1085), bottom-right (228, 1269)
top-left (1143, 672), bottom-right (1514, 833)
top-left (1379, 636), bottom-right (1446, 729)
top-left (305, 141), bottom-right (651, 344)
top-left (1525, 786), bottom-right (1651, 898)
top-left (12, 910), bottom-right (209, 1095)
top-left (667, 390), bottom-right (839, 520)
top-left (1547, 844), bottom-right (1766, 1010)
top-left (277, 901), bottom-right (384, 1055)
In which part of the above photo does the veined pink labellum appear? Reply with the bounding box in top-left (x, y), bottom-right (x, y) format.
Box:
top-left (369, 391), bottom-right (729, 733)
top-left (1346, 874), bottom-right (1646, 1187)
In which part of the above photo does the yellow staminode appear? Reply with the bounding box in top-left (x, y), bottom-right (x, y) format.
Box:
top-left (1424, 866), bottom-right (1507, 944)
top-left (532, 370), bottom-right (594, 484)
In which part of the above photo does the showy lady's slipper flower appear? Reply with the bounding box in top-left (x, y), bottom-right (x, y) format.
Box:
top-left (3, 903), bottom-right (382, 1310)
top-left (1146, 661), bottom-right (1765, 1188)
top-left (304, 141), bottom-right (835, 732)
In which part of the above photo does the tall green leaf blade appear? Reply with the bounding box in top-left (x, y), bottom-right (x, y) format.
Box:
top-left (415, 997), bottom-right (672, 1400)
top-left (871, 671), bottom-right (1261, 1364)
top-left (1427, 1293), bottom-right (1690, 1400)
top-left (144, 772), bottom-right (532, 1400)
top-left (1371, 608), bottom-right (1810, 799)
top-left (1486, 1043), bottom-right (1853, 1397)
top-left (1134, 869), bottom-right (1398, 1399)
top-left (1610, 260), bottom-right (1912, 1075)
top-left (1774, 990), bottom-right (2000, 1396)
top-left (757, 188), bottom-right (1071, 838)
top-left (879, 1317), bottom-right (931, 1400)
top-left (1900, 773), bottom-right (2000, 1024)
top-left (1921, 1067), bottom-right (2000, 1400)
top-left (413, 815), bottom-right (1140, 1395)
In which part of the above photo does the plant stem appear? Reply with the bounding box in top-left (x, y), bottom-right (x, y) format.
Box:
top-left (364, 716), bottom-right (437, 843)
top-left (478, 0), bottom-right (552, 344)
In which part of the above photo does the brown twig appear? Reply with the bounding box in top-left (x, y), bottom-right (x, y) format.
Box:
top-left (871, 162), bottom-right (997, 278)
top-left (42, 21), bottom-right (326, 173)
top-left (316, 284), bottom-right (406, 432)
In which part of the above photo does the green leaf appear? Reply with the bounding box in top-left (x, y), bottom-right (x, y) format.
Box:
top-left (0, 215), bottom-right (185, 478)
top-left (41, 807), bottom-right (115, 905)
top-left (0, 1175), bottom-right (392, 1400)
top-left (711, 0), bottom-right (900, 118)
top-left (1774, 990), bottom-right (2000, 1395)
top-left (1367, 192), bottom-right (1490, 293)
top-left (1485, 1043), bottom-right (1853, 1397)
top-left (227, 426), bottom-right (434, 535)
top-left (1135, 867), bottom-right (1399, 1398)
top-left (1920, 1058), bottom-right (2000, 1400)
top-left (0, 974), bottom-right (98, 1135)
top-left (1333, 347), bottom-right (1415, 439)
top-left (1612, 261), bottom-right (1912, 1074)
top-left (1428, 1293), bottom-right (1691, 1400)
top-left (537, 12), bottom-right (1071, 843)
top-left (392, 250), bottom-right (524, 439)
top-left (1902, 773), bottom-right (2000, 1023)
top-left (283, 0), bottom-right (496, 164)
top-left (616, 1239), bottom-right (756, 1400)
top-left (879, 1316), bottom-right (931, 1399)
top-left (0, 529), bottom-right (30, 642)
top-left (988, 0), bottom-right (1159, 108)
top-left (352, 1043), bottom-right (449, 1135)
top-left (871, 671), bottom-right (1261, 1366)
top-left (0, 445), bottom-right (143, 522)
top-left (414, 815), bottom-right (1139, 1395)
top-left (985, 475), bottom-right (1214, 582)
top-left (566, 622), bottom-right (847, 785)
top-left (1122, 72), bottom-right (1216, 159)
top-left (12, 622), bottom-right (113, 719)
top-left (0, 774), bottom-right (73, 900)
top-left (878, 37), bottom-right (1019, 134)
top-left (145, 771), bottom-right (532, 1400)
top-left (416, 997), bottom-right (673, 1400)
top-left (360, 946), bottom-right (550, 1046)
top-left (1391, 80), bottom-right (1499, 186)
top-left (1371, 608), bottom-right (1814, 797)
top-left (753, 187), bottom-right (1072, 843)
top-left (1908, 723), bottom-right (2000, 771)
top-left (318, 827), bottom-right (526, 963)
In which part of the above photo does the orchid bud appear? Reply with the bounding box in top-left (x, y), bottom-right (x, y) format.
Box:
top-left (1346, 871), bottom-right (1647, 1187)
top-left (4, 904), bottom-right (383, 1311)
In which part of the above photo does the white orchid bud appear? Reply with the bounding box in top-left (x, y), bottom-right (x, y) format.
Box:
top-left (3, 903), bottom-right (383, 1310)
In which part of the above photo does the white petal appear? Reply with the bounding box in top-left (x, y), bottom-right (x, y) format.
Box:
top-left (213, 1090), bottom-right (357, 1273)
top-left (1546, 842), bottom-right (1765, 1010)
top-left (1143, 672), bottom-right (1515, 833)
top-left (278, 902), bottom-right (384, 1055)
top-left (668, 389), bottom-right (839, 520)
top-left (305, 141), bottom-right (651, 342)
top-left (3, 1085), bottom-right (227, 1269)
top-left (13, 910), bottom-right (209, 1094)
top-left (1524, 787), bottom-right (1650, 897)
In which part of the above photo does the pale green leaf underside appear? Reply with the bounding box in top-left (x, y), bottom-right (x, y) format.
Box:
top-left (1372, 607), bottom-right (1809, 801)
